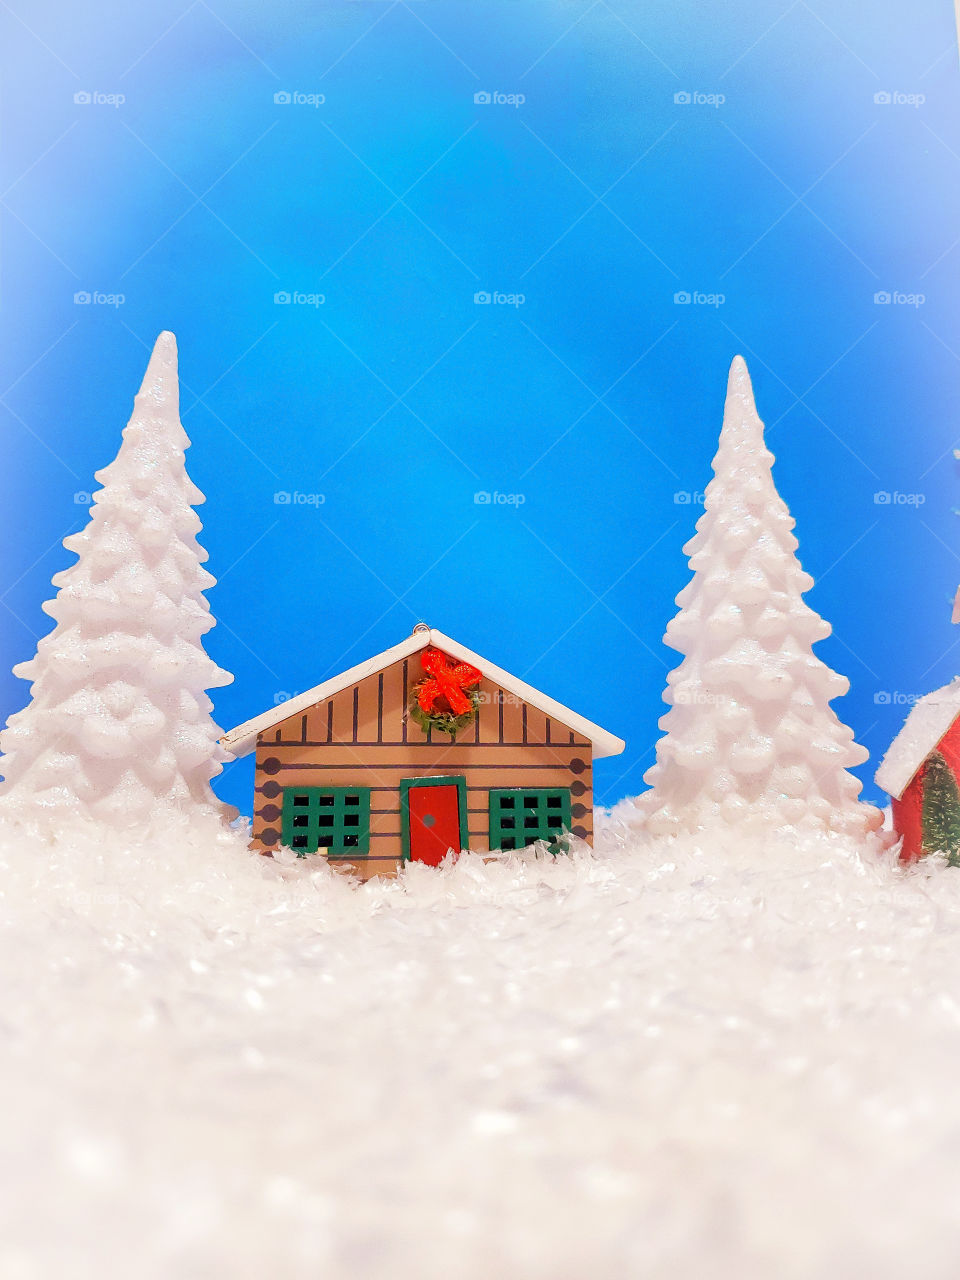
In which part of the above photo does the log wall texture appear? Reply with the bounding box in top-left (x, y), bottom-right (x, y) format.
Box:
top-left (251, 657), bottom-right (594, 876)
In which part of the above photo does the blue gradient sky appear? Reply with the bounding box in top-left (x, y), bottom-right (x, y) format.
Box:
top-left (1, 0), bottom-right (959, 815)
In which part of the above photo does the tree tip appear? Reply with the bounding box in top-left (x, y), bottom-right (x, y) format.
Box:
top-left (727, 352), bottom-right (750, 384)
top-left (134, 331), bottom-right (180, 417)
top-left (724, 353), bottom-right (759, 421)
top-left (141, 331), bottom-right (178, 380)
top-left (153, 330), bottom-right (177, 357)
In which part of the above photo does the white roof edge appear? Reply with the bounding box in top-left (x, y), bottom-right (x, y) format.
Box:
top-left (874, 675), bottom-right (960, 800)
top-left (428, 630), bottom-right (624, 759)
top-left (873, 752), bottom-right (911, 802)
top-left (220, 631), bottom-right (426, 758)
top-left (221, 627), bottom-right (625, 760)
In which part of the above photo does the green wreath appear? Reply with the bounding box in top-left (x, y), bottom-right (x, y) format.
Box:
top-left (409, 685), bottom-right (482, 739)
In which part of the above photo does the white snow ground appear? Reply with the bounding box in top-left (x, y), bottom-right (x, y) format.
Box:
top-left (3, 810), bottom-right (960, 1279)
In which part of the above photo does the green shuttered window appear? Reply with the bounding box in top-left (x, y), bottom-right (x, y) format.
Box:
top-left (281, 787), bottom-right (371, 857)
top-left (488, 788), bottom-right (572, 853)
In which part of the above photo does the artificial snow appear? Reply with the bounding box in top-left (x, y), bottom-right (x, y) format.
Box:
top-left (874, 676), bottom-right (960, 800)
top-left (4, 813), bottom-right (960, 1278)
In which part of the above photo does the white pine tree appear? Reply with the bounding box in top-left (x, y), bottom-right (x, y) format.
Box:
top-left (637, 355), bottom-right (884, 841)
top-left (0, 331), bottom-right (233, 830)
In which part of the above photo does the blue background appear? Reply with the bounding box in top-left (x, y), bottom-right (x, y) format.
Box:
top-left (1, 0), bottom-right (959, 816)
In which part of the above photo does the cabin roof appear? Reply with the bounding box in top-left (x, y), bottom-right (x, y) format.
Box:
top-left (874, 676), bottom-right (960, 800)
top-left (221, 626), bottom-right (626, 760)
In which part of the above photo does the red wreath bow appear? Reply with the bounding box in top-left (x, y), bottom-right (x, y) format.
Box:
top-left (416, 648), bottom-right (482, 717)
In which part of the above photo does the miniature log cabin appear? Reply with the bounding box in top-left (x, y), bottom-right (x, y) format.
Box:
top-left (875, 676), bottom-right (960, 862)
top-left (221, 625), bottom-right (625, 879)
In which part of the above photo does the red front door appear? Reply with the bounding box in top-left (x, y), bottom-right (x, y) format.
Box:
top-left (406, 779), bottom-right (464, 866)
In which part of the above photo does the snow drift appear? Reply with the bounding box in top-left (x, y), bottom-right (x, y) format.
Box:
top-left (2, 812), bottom-right (960, 1280)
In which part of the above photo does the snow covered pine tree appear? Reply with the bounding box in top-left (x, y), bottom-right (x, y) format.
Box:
top-left (0, 332), bottom-right (234, 832)
top-left (636, 356), bottom-right (885, 843)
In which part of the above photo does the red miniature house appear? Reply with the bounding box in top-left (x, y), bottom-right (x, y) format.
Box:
top-left (875, 678), bottom-right (960, 861)
top-left (221, 626), bottom-right (625, 879)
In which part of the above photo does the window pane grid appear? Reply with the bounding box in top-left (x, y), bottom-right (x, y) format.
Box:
top-left (489, 789), bottom-right (571, 853)
top-left (281, 788), bottom-right (371, 857)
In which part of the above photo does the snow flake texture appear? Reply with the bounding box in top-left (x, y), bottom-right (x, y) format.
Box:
top-left (637, 356), bottom-right (884, 844)
top-left (2, 812), bottom-right (960, 1279)
top-left (0, 332), bottom-right (233, 829)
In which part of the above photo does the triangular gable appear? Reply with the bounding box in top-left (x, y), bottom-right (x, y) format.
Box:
top-left (221, 627), bottom-right (626, 760)
top-left (874, 676), bottom-right (960, 800)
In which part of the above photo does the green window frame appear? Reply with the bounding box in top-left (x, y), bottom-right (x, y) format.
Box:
top-left (488, 788), bottom-right (572, 852)
top-left (281, 786), bottom-right (371, 857)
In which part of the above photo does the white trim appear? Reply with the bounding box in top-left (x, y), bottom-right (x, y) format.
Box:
top-left (874, 675), bottom-right (960, 800)
top-left (221, 627), bottom-right (625, 760)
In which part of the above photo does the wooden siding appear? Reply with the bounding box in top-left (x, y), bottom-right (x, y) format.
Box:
top-left (251, 658), bottom-right (594, 874)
